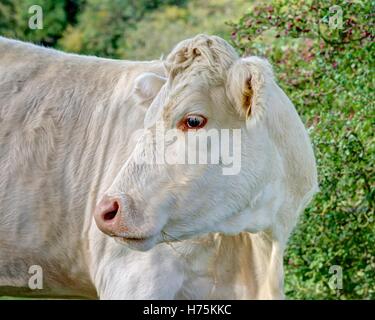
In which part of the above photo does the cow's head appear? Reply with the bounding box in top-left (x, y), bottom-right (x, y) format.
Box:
top-left (94, 35), bottom-right (283, 251)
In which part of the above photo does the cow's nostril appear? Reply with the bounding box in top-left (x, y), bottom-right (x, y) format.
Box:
top-left (103, 210), bottom-right (117, 221)
top-left (103, 201), bottom-right (119, 221)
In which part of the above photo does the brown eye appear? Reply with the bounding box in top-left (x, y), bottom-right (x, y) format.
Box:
top-left (179, 115), bottom-right (207, 131)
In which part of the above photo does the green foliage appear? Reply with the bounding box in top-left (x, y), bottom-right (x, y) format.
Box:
top-left (0, 0), bottom-right (186, 55)
top-left (0, 0), bottom-right (70, 46)
top-left (0, 0), bottom-right (248, 59)
top-left (231, 0), bottom-right (374, 299)
top-left (59, 0), bottom-right (186, 57)
top-left (117, 0), bottom-right (251, 60)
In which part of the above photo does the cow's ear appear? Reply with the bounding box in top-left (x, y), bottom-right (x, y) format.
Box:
top-left (226, 57), bottom-right (273, 124)
top-left (134, 72), bottom-right (166, 104)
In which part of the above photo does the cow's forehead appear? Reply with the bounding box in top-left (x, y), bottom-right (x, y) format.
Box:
top-left (144, 76), bottom-right (211, 128)
top-left (165, 77), bottom-right (207, 107)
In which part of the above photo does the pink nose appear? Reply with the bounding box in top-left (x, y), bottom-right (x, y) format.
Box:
top-left (94, 195), bottom-right (126, 236)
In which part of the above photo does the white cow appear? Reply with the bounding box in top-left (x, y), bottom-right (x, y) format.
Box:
top-left (0, 35), bottom-right (318, 299)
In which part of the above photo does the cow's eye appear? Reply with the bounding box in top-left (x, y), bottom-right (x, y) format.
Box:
top-left (183, 115), bottom-right (207, 130)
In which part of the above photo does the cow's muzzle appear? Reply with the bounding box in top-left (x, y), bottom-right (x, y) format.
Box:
top-left (94, 194), bottom-right (159, 251)
top-left (94, 195), bottom-right (124, 236)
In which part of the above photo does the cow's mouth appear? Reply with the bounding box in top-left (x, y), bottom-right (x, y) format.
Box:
top-left (121, 236), bottom-right (146, 241)
top-left (113, 234), bottom-right (159, 251)
top-left (116, 236), bottom-right (148, 243)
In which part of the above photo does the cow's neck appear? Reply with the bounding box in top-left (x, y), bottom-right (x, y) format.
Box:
top-left (172, 232), bottom-right (284, 299)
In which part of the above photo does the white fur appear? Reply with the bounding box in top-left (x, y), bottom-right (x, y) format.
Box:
top-left (0, 35), bottom-right (318, 299)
